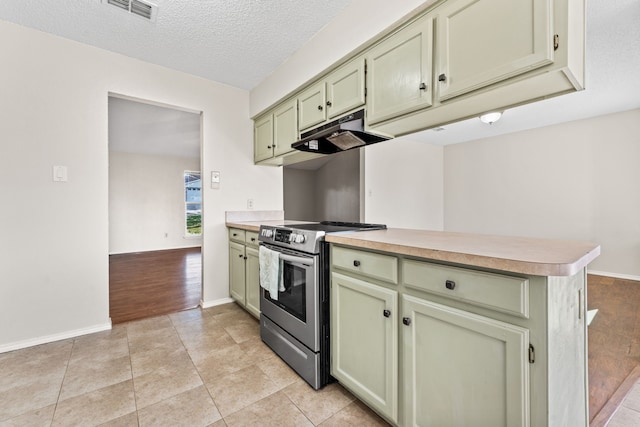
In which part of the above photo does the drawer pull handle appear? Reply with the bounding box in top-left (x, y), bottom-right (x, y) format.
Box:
top-left (383, 309), bottom-right (391, 318)
top-left (238, 254), bottom-right (243, 258)
top-left (251, 238), bottom-right (256, 242)
top-left (445, 280), bottom-right (456, 290)
top-left (438, 73), bottom-right (447, 82)
top-left (419, 82), bottom-right (427, 90)
top-left (403, 317), bottom-right (411, 326)
top-left (353, 260), bottom-right (361, 267)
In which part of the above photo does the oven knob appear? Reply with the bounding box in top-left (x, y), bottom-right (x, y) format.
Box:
top-left (295, 234), bottom-right (306, 243)
top-left (261, 229), bottom-right (273, 238)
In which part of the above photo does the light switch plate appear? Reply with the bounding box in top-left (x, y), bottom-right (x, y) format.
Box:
top-left (53, 165), bottom-right (68, 182)
top-left (211, 171), bottom-right (220, 189)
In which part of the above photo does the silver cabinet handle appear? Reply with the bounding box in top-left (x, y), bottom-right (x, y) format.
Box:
top-left (279, 253), bottom-right (314, 266)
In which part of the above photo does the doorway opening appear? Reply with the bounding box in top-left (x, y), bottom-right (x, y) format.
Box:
top-left (107, 94), bottom-right (203, 324)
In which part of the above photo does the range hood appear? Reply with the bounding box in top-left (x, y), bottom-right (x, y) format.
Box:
top-left (291, 110), bottom-right (390, 155)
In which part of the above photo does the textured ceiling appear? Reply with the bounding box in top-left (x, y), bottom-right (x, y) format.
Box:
top-left (0, 0), bottom-right (353, 90)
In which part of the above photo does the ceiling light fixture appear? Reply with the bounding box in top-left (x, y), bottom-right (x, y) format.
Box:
top-left (479, 111), bottom-right (503, 125)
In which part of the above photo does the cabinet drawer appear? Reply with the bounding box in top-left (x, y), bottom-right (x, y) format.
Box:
top-left (228, 228), bottom-right (246, 243)
top-left (245, 231), bottom-right (259, 247)
top-left (332, 246), bottom-right (398, 284)
top-left (402, 259), bottom-right (529, 318)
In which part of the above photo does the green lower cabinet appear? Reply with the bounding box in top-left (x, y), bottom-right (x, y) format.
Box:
top-left (402, 294), bottom-right (530, 427)
top-left (331, 272), bottom-right (399, 424)
top-left (245, 246), bottom-right (260, 318)
top-left (229, 241), bottom-right (246, 304)
top-left (228, 231), bottom-right (260, 318)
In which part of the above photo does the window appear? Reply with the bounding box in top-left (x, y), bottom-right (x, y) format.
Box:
top-left (184, 171), bottom-right (201, 236)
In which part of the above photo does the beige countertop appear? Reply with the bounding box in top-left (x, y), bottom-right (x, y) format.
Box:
top-left (326, 228), bottom-right (600, 277)
top-left (226, 220), bottom-right (306, 232)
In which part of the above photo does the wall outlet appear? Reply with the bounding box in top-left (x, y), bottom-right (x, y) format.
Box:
top-left (247, 199), bottom-right (254, 209)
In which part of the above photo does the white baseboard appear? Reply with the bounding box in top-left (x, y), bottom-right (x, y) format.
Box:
top-left (588, 270), bottom-right (640, 282)
top-left (201, 297), bottom-right (235, 309)
top-left (0, 321), bottom-right (112, 354)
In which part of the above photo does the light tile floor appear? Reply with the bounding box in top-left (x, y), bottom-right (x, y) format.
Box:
top-left (0, 303), bottom-right (389, 427)
top-left (607, 381), bottom-right (640, 427)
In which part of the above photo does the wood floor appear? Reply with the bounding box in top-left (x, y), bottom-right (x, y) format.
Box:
top-left (109, 247), bottom-right (202, 324)
top-left (588, 274), bottom-right (640, 423)
top-left (108, 253), bottom-right (638, 423)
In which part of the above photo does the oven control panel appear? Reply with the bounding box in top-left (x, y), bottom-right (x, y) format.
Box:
top-left (275, 228), bottom-right (291, 243)
top-left (259, 226), bottom-right (318, 254)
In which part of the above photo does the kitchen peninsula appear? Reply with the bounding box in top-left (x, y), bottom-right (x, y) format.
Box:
top-left (327, 229), bottom-right (599, 427)
top-left (226, 213), bottom-right (600, 426)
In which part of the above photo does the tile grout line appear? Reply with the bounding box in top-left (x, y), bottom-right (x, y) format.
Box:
top-left (123, 323), bottom-right (141, 427)
top-left (49, 338), bottom-right (75, 426)
top-left (169, 310), bottom-right (226, 424)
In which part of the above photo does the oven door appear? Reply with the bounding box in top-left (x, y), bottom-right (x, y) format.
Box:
top-left (260, 243), bottom-right (320, 352)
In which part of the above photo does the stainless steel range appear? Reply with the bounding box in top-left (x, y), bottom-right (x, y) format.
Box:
top-left (258, 221), bottom-right (386, 389)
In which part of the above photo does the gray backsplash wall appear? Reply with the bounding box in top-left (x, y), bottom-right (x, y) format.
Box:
top-left (283, 149), bottom-right (360, 222)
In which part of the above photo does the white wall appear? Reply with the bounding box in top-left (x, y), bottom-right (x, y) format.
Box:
top-left (0, 21), bottom-right (282, 351)
top-left (109, 152), bottom-right (202, 254)
top-left (364, 138), bottom-right (444, 229)
top-left (444, 109), bottom-right (640, 278)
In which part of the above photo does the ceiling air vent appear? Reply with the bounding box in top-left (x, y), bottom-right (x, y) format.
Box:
top-left (103, 0), bottom-right (158, 22)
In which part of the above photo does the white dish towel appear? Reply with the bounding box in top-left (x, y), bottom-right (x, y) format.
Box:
top-left (259, 245), bottom-right (281, 300)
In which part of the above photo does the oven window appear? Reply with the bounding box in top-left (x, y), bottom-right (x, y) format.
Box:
top-left (265, 260), bottom-right (307, 322)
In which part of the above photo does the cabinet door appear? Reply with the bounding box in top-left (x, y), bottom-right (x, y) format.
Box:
top-left (298, 81), bottom-right (326, 131)
top-left (229, 241), bottom-right (246, 304)
top-left (436, 0), bottom-right (552, 101)
top-left (326, 57), bottom-right (366, 120)
top-left (273, 100), bottom-right (298, 157)
top-left (254, 114), bottom-right (274, 162)
top-left (244, 246), bottom-right (260, 318)
top-left (331, 272), bottom-right (398, 423)
top-left (402, 294), bottom-right (530, 427)
top-left (366, 15), bottom-right (433, 125)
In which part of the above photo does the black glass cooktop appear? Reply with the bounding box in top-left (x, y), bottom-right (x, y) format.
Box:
top-left (282, 221), bottom-right (387, 233)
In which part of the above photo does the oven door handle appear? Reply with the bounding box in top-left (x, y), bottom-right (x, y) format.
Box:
top-left (279, 253), bottom-right (314, 266)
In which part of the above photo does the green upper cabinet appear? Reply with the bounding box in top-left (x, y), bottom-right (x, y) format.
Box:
top-left (298, 81), bottom-right (326, 131)
top-left (435, 0), bottom-right (553, 101)
top-left (325, 57), bottom-right (366, 120)
top-left (299, 57), bottom-right (366, 132)
top-left (273, 100), bottom-right (298, 157)
top-left (254, 98), bottom-right (298, 163)
top-left (253, 114), bottom-right (274, 163)
top-left (366, 14), bottom-right (434, 125)
top-left (254, 0), bottom-right (583, 163)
